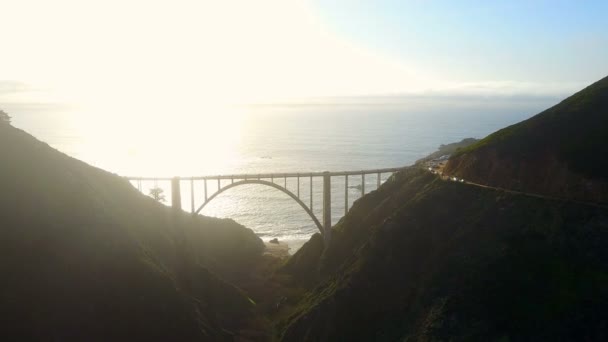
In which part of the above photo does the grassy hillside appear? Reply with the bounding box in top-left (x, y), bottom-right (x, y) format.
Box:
top-left (415, 138), bottom-right (478, 165)
top-left (0, 124), bottom-right (264, 340)
top-left (445, 76), bottom-right (608, 203)
top-left (279, 168), bottom-right (608, 341)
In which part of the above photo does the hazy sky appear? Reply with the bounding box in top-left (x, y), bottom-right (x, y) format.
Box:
top-left (1, 0), bottom-right (607, 108)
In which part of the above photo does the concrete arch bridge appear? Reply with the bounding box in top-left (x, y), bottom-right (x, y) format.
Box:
top-left (127, 167), bottom-right (404, 242)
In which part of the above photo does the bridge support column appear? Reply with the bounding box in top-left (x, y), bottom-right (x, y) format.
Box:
top-left (172, 177), bottom-right (182, 211)
top-left (323, 172), bottom-right (331, 244)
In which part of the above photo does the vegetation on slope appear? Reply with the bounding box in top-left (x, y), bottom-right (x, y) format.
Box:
top-left (0, 124), bottom-right (265, 340)
top-left (279, 168), bottom-right (608, 341)
top-left (445, 76), bottom-right (608, 203)
top-left (415, 138), bottom-right (479, 165)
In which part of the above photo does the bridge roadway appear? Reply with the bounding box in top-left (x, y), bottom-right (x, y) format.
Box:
top-left (126, 167), bottom-right (406, 243)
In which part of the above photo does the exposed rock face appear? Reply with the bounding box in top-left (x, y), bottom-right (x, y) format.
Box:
top-left (445, 76), bottom-right (608, 204)
top-left (0, 124), bottom-right (264, 340)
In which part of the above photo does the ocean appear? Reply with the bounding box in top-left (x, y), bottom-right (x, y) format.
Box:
top-left (6, 95), bottom-right (559, 252)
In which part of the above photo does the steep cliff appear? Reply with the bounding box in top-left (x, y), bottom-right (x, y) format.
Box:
top-left (0, 124), bottom-right (264, 340)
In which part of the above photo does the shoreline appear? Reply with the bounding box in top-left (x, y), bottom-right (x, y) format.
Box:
top-left (263, 241), bottom-right (291, 259)
top-left (262, 237), bottom-right (309, 257)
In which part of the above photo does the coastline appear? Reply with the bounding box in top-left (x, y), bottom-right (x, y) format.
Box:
top-left (263, 237), bottom-right (310, 257)
top-left (263, 241), bottom-right (291, 258)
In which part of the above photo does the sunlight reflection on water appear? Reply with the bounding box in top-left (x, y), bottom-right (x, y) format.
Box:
top-left (10, 97), bottom-right (555, 252)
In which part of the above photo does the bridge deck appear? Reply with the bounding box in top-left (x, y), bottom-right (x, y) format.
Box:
top-left (125, 166), bottom-right (406, 181)
top-left (126, 166), bottom-right (408, 242)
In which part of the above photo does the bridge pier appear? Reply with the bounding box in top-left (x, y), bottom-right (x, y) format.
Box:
top-left (128, 167), bottom-right (405, 242)
top-left (172, 177), bottom-right (182, 211)
top-left (323, 172), bottom-right (332, 244)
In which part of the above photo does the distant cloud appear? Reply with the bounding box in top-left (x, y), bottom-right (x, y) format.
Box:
top-left (0, 80), bottom-right (32, 95)
top-left (426, 80), bottom-right (590, 97)
top-left (0, 80), bottom-right (72, 107)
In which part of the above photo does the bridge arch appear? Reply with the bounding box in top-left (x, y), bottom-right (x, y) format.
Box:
top-left (194, 179), bottom-right (324, 234)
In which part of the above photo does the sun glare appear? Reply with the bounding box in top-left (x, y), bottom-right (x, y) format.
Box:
top-left (69, 101), bottom-right (245, 176)
top-left (1, 0), bottom-right (431, 110)
top-left (0, 0), bottom-right (434, 177)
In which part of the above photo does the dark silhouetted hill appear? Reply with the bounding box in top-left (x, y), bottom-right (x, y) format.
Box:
top-left (0, 124), bottom-right (264, 341)
top-left (445, 76), bottom-right (608, 203)
top-left (277, 79), bottom-right (608, 339)
top-left (279, 169), bottom-right (608, 340)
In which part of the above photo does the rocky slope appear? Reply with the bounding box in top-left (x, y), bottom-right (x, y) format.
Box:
top-left (0, 123), bottom-right (264, 341)
top-left (444, 76), bottom-right (608, 204)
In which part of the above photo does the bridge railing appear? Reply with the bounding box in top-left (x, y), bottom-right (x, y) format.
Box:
top-left (124, 167), bottom-right (406, 181)
top-left (125, 166), bottom-right (407, 241)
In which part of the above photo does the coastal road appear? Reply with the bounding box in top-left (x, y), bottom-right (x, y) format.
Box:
top-left (431, 170), bottom-right (608, 210)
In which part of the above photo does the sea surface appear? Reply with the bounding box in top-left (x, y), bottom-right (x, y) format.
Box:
top-left (7, 95), bottom-right (559, 252)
